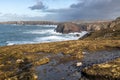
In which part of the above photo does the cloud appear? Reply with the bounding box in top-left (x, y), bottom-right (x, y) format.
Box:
top-left (42, 0), bottom-right (120, 21)
top-left (1, 0), bottom-right (120, 21)
top-left (29, 0), bottom-right (47, 10)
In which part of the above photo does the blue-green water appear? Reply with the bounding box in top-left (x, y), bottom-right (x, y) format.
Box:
top-left (0, 24), bottom-right (87, 46)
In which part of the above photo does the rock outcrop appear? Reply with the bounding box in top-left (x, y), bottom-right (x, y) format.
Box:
top-left (55, 23), bottom-right (81, 33)
top-left (86, 22), bottom-right (110, 31)
top-left (55, 21), bottom-right (111, 33)
top-left (55, 17), bottom-right (120, 34)
top-left (81, 17), bottom-right (120, 40)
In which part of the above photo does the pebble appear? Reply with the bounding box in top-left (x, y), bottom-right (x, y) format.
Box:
top-left (76, 62), bottom-right (82, 67)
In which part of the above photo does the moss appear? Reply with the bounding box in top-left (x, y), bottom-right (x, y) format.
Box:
top-left (34, 57), bottom-right (50, 66)
top-left (82, 58), bottom-right (120, 79)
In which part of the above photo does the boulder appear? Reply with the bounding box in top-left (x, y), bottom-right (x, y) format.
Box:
top-left (55, 23), bottom-right (81, 33)
top-left (116, 17), bottom-right (120, 20)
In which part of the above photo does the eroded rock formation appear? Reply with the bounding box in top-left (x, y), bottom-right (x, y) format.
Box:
top-left (55, 17), bottom-right (120, 34)
top-left (55, 23), bottom-right (81, 33)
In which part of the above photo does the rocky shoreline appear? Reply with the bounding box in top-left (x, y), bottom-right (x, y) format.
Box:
top-left (36, 49), bottom-right (120, 80)
top-left (80, 50), bottom-right (120, 80)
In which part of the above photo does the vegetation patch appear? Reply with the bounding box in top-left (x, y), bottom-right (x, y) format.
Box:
top-left (82, 58), bottom-right (120, 80)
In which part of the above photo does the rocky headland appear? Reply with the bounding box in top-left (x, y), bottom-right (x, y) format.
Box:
top-left (55, 17), bottom-right (120, 34)
top-left (55, 22), bottom-right (81, 33)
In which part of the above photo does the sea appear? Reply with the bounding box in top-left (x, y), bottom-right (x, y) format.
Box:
top-left (0, 24), bottom-right (87, 46)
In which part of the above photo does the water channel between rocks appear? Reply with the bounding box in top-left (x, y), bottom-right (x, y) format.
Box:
top-left (36, 49), bottom-right (120, 80)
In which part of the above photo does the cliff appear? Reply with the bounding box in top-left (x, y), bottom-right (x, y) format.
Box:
top-left (55, 21), bottom-right (111, 33)
top-left (82, 18), bottom-right (120, 40)
top-left (55, 22), bottom-right (81, 33)
top-left (55, 17), bottom-right (120, 34)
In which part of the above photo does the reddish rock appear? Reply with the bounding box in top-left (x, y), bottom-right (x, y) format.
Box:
top-left (55, 23), bottom-right (81, 33)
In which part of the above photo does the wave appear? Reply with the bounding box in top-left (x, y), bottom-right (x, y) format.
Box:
top-left (5, 31), bottom-right (88, 46)
top-left (24, 29), bottom-right (62, 35)
top-left (6, 41), bottom-right (35, 46)
top-left (7, 24), bottom-right (57, 27)
top-left (0, 24), bottom-right (89, 46)
top-left (34, 36), bottom-right (69, 42)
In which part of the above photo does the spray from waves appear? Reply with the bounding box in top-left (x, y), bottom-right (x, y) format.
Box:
top-left (34, 31), bottom-right (88, 42)
top-left (24, 29), bottom-right (61, 35)
top-left (6, 31), bottom-right (88, 46)
top-left (6, 41), bottom-right (35, 46)
top-left (34, 36), bottom-right (69, 42)
top-left (23, 25), bottom-right (58, 35)
top-left (32, 25), bottom-right (57, 27)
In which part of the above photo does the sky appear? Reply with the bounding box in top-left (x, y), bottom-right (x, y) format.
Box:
top-left (0, 0), bottom-right (120, 21)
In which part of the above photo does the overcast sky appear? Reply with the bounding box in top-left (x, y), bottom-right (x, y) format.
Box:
top-left (0, 0), bottom-right (120, 21)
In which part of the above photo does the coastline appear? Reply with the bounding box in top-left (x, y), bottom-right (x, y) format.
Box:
top-left (0, 17), bottom-right (120, 80)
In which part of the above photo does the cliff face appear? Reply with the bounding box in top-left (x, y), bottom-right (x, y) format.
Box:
top-left (81, 18), bottom-right (120, 40)
top-left (56, 21), bottom-right (111, 33)
top-left (86, 22), bottom-right (110, 31)
top-left (56, 22), bottom-right (110, 33)
top-left (55, 23), bottom-right (81, 33)
top-left (55, 17), bottom-right (120, 33)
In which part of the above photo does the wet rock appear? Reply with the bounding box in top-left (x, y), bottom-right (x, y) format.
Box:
top-left (76, 34), bottom-right (80, 37)
top-left (61, 77), bottom-right (65, 80)
top-left (72, 71), bottom-right (81, 77)
top-left (55, 23), bottom-right (81, 33)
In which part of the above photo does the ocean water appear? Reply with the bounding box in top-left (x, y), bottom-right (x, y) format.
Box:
top-left (0, 24), bottom-right (87, 46)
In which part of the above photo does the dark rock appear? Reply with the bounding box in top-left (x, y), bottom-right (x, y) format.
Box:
top-left (79, 32), bottom-right (91, 40)
top-left (76, 34), bottom-right (80, 37)
top-left (55, 23), bottom-right (81, 33)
